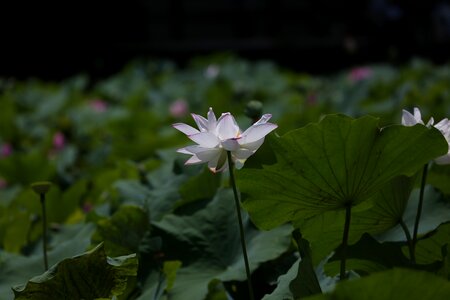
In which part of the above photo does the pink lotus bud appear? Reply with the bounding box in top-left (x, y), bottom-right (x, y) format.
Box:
top-left (89, 99), bottom-right (108, 113)
top-left (82, 202), bottom-right (93, 213)
top-left (348, 67), bottom-right (373, 82)
top-left (0, 178), bottom-right (7, 189)
top-left (1, 143), bottom-right (12, 157)
top-left (53, 132), bottom-right (66, 151)
top-left (170, 99), bottom-right (189, 118)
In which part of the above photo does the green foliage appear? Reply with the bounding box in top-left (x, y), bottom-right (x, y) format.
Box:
top-left (1, 56), bottom-right (450, 299)
top-left (0, 224), bottom-right (95, 299)
top-left (0, 151), bottom-right (56, 185)
top-left (177, 168), bottom-right (222, 208)
top-left (289, 230), bottom-right (322, 298)
top-left (12, 243), bottom-right (138, 300)
top-left (153, 189), bottom-right (292, 300)
top-left (239, 114), bottom-right (447, 229)
top-left (92, 205), bottom-right (150, 257)
top-left (413, 222), bottom-right (450, 267)
top-left (306, 268), bottom-right (450, 300)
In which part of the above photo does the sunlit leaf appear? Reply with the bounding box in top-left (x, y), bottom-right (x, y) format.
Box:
top-left (239, 114), bottom-right (447, 229)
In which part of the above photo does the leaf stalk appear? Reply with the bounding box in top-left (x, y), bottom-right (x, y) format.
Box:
top-left (227, 151), bottom-right (255, 300)
top-left (412, 163), bottom-right (429, 256)
top-left (40, 193), bottom-right (49, 271)
top-left (340, 204), bottom-right (352, 281)
top-left (399, 219), bottom-right (415, 263)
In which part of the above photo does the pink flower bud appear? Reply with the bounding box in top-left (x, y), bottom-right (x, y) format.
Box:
top-left (82, 202), bottom-right (93, 213)
top-left (0, 178), bottom-right (7, 189)
top-left (170, 99), bottom-right (189, 118)
top-left (53, 132), bottom-right (66, 151)
top-left (348, 67), bottom-right (373, 82)
top-left (1, 143), bottom-right (12, 157)
top-left (90, 99), bottom-right (108, 113)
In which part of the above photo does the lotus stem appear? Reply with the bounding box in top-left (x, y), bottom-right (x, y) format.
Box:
top-left (227, 151), bottom-right (255, 300)
top-left (340, 204), bottom-right (352, 281)
top-left (412, 163), bottom-right (429, 256)
top-left (31, 182), bottom-right (51, 271)
top-left (399, 219), bottom-right (415, 263)
top-left (40, 193), bottom-right (49, 271)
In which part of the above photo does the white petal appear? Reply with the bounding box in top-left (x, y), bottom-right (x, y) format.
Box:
top-left (216, 113), bottom-right (240, 140)
top-left (207, 107), bottom-right (217, 131)
top-left (195, 148), bottom-right (222, 162)
top-left (233, 148), bottom-right (256, 160)
top-left (185, 155), bottom-right (203, 165)
top-left (402, 109), bottom-right (422, 126)
top-left (242, 138), bottom-right (265, 152)
top-left (177, 147), bottom-right (194, 155)
top-left (413, 107), bottom-right (423, 123)
top-left (234, 159), bottom-right (246, 169)
top-left (222, 138), bottom-right (240, 151)
top-left (253, 114), bottom-right (272, 125)
top-left (182, 145), bottom-right (217, 155)
top-left (209, 150), bottom-right (228, 173)
top-left (217, 112), bottom-right (229, 123)
top-left (184, 148), bottom-right (222, 166)
top-left (426, 117), bottom-right (435, 127)
top-left (173, 123), bottom-right (200, 135)
top-left (188, 132), bottom-right (220, 147)
top-left (191, 113), bottom-right (209, 132)
top-left (435, 118), bottom-right (450, 134)
top-left (239, 123), bottom-right (277, 144)
top-left (435, 153), bottom-right (450, 165)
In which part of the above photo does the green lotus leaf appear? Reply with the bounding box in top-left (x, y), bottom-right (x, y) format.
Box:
top-left (0, 224), bottom-right (95, 299)
top-left (12, 243), bottom-right (138, 300)
top-left (153, 189), bottom-right (292, 300)
top-left (92, 205), bottom-right (150, 257)
top-left (238, 114), bottom-right (448, 229)
top-left (305, 268), bottom-right (450, 300)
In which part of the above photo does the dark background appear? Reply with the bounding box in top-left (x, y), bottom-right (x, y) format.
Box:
top-left (2, 0), bottom-right (449, 80)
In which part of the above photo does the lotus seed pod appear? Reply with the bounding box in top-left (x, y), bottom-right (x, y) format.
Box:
top-left (31, 181), bottom-right (52, 195)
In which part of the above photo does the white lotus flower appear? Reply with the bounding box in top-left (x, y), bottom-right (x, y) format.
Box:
top-left (173, 107), bottom-right (277, 172)
top-left (401, 107), bottom-right (434, 127)
top-left (402, 107), bottom-right (450, 165)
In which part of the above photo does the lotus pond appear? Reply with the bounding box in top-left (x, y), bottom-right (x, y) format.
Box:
top-left (1, 56), bottom-right (450, 300)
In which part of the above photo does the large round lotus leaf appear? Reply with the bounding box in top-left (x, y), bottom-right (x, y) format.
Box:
top-left (238, 114), bottom-right (448, 229)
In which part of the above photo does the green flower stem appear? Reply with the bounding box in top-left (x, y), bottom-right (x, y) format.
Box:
top-left (153, 267), bottom-right (164, 300)
top-left (412, 163), bottom-right (429, 252)
top-left (340, 204), bottom-right (352, 281)
top-left (399, 219), bottom-right (415, 263)
top-left (40, 193), bottom-right (49, 271)
top-left (227, 151), bottom-right (255, 300)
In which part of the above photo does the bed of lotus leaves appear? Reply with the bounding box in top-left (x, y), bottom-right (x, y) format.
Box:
top-left (1, 54), bottom-right (450, 300)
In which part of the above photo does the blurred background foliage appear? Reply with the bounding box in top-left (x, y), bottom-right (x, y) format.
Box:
top-left (0, 54), bottom-right (449, 299)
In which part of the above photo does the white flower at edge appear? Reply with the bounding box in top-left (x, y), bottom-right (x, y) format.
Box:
top-left (173, 107), bottom-right (277, 172)
top-left (402, 107), bottom-right (450, 165)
